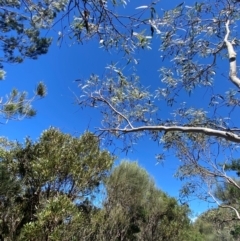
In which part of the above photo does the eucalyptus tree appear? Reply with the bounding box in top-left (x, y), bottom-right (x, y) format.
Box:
top-left (77, 0), bottom-right (240, 218)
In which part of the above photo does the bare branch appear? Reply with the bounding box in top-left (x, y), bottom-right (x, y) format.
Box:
top-left (208, 191), bottom-right (240, 220)
top-left (92, 93), bottom-right (134, 129)
top-left (225, 19), bottom-right (240, 88)
top-left (101, 125), bottom-right (240, 143)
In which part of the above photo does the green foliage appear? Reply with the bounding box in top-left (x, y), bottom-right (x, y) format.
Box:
top-left (193, 166), bottom-right (240, 241)
top-left (0, 70), bottom-right (6, 80)
top-left (66, 0), bottom-right (156, 62)
top-left (225, 159), bottom-right (240, 177)
top-left (1, 82), bottom-right (47, 121)
top-left (0, 150), bottom-right (203, 240)
top-left (0, 0), bottom-right (160, 122)
top-left (0, 0), bottom-right (69, 66)
top-left (36, 82), bottom-right (47, 97)
top-left (91, 161), bottom-right (198, 241)
top-left (193, 208), bottom-right (240, 241)
top-left (0, 128), bottom-right (114, 240)
top-left (0, 0), bottom-right (158, 69)
top-left (215, 181), bottom-right (240, 207)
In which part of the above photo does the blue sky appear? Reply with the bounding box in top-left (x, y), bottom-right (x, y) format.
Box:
top-left (0, 0), bottom-right (223, 216)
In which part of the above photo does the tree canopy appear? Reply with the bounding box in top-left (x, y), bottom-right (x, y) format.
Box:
top-left (0, 0), bottom-right (156, 70)
top-left (0, 129), bottom-right (203, 240)
top-left (0, 127), bottom-right (114, 240)
top-left (97, 161), bottom-right (195, 241)
top-left (75, 0), bottom-right (240, 219)
top-left (0, 0), bottom-right (156, 121)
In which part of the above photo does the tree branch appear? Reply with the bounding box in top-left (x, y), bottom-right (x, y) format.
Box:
top-left (225, 19), bottom-right (240, 88)
top-left (92, 93), bottom-right (134, 129)
top-left (100, 125), bottom-right (240, 143)
top-left (208, 191), bottom-right (240, 220)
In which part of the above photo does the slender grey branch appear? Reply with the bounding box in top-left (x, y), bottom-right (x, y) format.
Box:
top-left (208, 191), bottom-right (240, 220)
top-left (92, 93), bottom-right (134, 129)
top-left (203, 167), bottom-right (240, 190)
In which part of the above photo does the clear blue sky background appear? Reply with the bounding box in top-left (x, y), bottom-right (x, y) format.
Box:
top-left (0, 0), bottom-right (223, 217)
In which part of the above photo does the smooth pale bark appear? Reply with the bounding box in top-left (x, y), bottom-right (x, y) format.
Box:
top-left (225, 20), bottom-right (240, 88)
